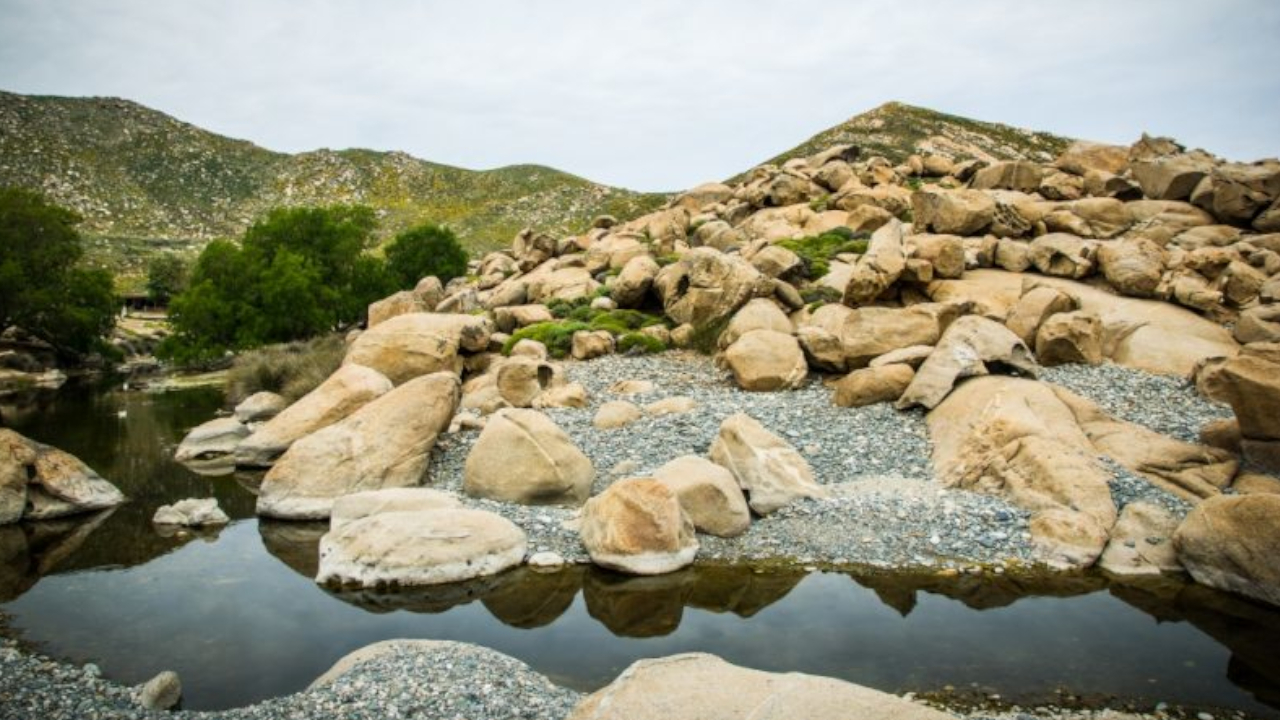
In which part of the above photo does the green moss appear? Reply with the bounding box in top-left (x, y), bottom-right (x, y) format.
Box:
top-left (617, 332), bottom-right (667, 354)
top-left (502, 308), bottom-right (667, 358)
top-left (502, 321), bottom-right (590, 358)
top-left (655, 253), bottom-right (681, 267)
top-left (808, 194), bottom-right (830, 212)
top-left (778, 229), bottom-right (870, 279)
top-left (686, 316), bottom-right (732, 355)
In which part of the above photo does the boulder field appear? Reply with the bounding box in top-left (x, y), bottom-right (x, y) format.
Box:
top-left (176, 131), bottom-right (1280, 610)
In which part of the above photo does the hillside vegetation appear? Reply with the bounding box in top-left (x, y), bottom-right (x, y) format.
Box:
top-left (0, 91), bottom-right (665, 289)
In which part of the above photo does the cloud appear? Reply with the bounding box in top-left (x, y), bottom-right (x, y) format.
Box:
top-left (1, 0), bottom-right (1278, 190)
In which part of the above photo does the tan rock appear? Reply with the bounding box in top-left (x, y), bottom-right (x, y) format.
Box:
top-left (1175, 494), bottom-right (1280, 607)
top-left (1132, 153), bottom-right (1214, 201)
top-left (1035, 311), bottom-right (1103, 366)
top-left (1097, 502), bottom-right (1181, 576)
top-left (718, 298), bottom-right (792, 350)
top-left (645, 396), bottom-right (698, 415)
top-left (566, 653), bottom-right (954, 720)
top-left (367, 290), bottom-right (431, 328)
top-left (1029, 233), bottom-right (1095, 279)
top-left (612, 255), bottom-right (660, 308)
top-left (842, 219), bottom-right (907, 306)
top-left (1030, 507), bottom-right (1112, 569)
top-left (174, 417), bottom-right (249, 463)
top-left (463, 409), bottom-right (594, 506)
top-left (897, 316), bottom-right (1038, 410)
top-left (1234, 472), bottom-right (1280, 495)
top-left (256, 372), bottom-right (460, 520)
top-left (723, 330), bottom-right (807, 392)
top-left (316, 509), bottom-right (526, 587)
top-left (496, 358), bottom-right (556, 408)
top-left (1235, 305), bottom-right (1280, 344)
top-left (330, 488), bottom-right (461, 530)
top-left (571, 330), bottom-right (615, 360)
top-left (972, 161), bottom-right (1044, 192)
top-left (925, 269), bottom-right (1025, 320)
top-left (1199, 418), bottom-right (1241, 454)
top-left (345, 313), bottom-right (490, 384)
top-left (749, 245), bottom-right (803, 280)
top-left (233, 391), bottom-right (288, 424)
top-left (509, 338), bottom-right (548, 360)
top-left (593, 401), bottom-right (643, 430)
top-left (528, 267), bottom-right (602, 304)
top-left (1097, 238), bottom-right (1165, 298)
top-left (654, 248), bottom-right (768, 327)
top-left (912, 189), bottom-right (995, 235)
top-left (152, 498), bottom-right (229, 527)
top-left (652, 456), bottom-right (751, 538)
top-left (908, 234), bottom-right (965, 279)
top-left (580, 478), bottom-right (698, 575)
top-left (1212, 355), bottom-right (1280, 441)
top-left (868, 345), bottom-right (934, 369)
top-left (709, 413), bottom-right (827, 515)
top-left (492, 305), bottom-right (553, 334)
top-left (797, 302), bottom-right (957, 372)
top-left (1056, 141), bottom-right (1129, 176)
top-left (832, 364), bottom-right (915, 408)
top-left (533, 383), bottom-right (588, 409)
top-left (1005, 286), bottom-right (1077, 346)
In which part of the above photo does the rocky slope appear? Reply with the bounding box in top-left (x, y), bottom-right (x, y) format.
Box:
top-left (0, 90), bottom-right (666, 284)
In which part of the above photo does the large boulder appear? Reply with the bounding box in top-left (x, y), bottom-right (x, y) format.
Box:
top-left (233, 391), bottom-right (288, 424)
top-left (831, 364), bottom-right (915, 408)
top-left (842, 219), bottom-right (907, 306)
top-left (463, 409), bottom-right (595, 505)
top-left (580, 477), bottom-right (698, 575)
top-left (652, 456), bottom-right (751, 538)
top-left (344, 313), bottom-right (490, 385)
top-left (907, 234), bottom-right (965, 280)
top-left (256, 372), bottom-right (459, 520)
top-left (367, 290), bottom-right (432, 328)
top-left (1035, 311), bottom-right (1103, 366)
top-left (315, 508), bottom-right (526, 587)
top-left (329, 487), bottom-right (461, 530)
top-left (565, 653), bottom-right (953, 720)
top-left (174, 417), bottom-right (249, 463)
top-left (528, 267), bottom-right (602, 304)
top-left (723, 330), bottom-right (807, 392)
top-left (496, 357), bottom-right (557, 408)
top-left (718, 299), bottom-right (792, 350)
top-left (1211, 355), bottom-right (1280, 442)
top-left (1005, 286), bottom-right (1077, 346)
top-left (1235, 305), bottom-right (1280, 344)
top-left (1056, 141), bottom-right (1129, 176)
top-left (912, 189), bottom-right (995, 235)
top-left (1131, 153), bottom-right (1214, 201)
top-left (1096, 238), bottom-right (1165, 297)
top-left (709, 413), bottom-right (827, 515)
top-left (897, 316), bottom-right (1038, 410)
top-left (0, 429), bottom-right (124, 523)
top-left (797, 302), bottom-right (957, 372)
top-left (971, 161), bottom-right (1044, 192)
top-left (1029, 233), bottom-right (1095, 279)
top-left (1097, 502), bottom-right (1181, 577)
top-left (611, 255), bottom-right (660, 308)
top-left (654, 248), bottom-right (769, 327)
top-left (1175, 494), bottom-right (1280, 607)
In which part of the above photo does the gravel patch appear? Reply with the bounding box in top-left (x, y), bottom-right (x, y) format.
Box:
top-left (1039, 362), bottom-right (1233, 443)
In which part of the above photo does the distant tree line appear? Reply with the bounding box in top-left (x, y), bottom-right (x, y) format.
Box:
top-left (0, 187), bottom-right (469, 365)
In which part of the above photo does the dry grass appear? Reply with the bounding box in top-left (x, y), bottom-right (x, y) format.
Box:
top-left (226, 334), bottom-right (346, 404)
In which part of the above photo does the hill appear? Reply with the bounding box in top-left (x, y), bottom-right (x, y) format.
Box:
top-left (739, 101), bottom-right (1072, 179)
top-left (0, 91), bottom-right (666, 289)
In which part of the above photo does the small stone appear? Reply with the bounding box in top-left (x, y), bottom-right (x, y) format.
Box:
top-left (138, 670), bottom-right (182, 710)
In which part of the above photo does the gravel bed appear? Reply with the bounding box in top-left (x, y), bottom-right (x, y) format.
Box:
top-left (1039, 362), bottom-right (1233, 443)
top-left (0, 638), bottom-right (580, 720)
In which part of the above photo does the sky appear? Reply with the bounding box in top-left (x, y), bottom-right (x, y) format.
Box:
top-left (1, 0), bottom-right (1278, 192)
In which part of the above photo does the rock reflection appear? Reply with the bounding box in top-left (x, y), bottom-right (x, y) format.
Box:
top-left (851, 570), bottom-right (1108, 615)
top-left (0, 510), bottom-right (114, 601)
top-left (482, 566), bottom-right (584, 628)
top-left (257, 520), bottom-right (327, 578)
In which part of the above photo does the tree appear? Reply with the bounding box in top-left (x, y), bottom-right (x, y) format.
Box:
top-left (145, 254), bottom-right (190, 305)
top-left (0, 187), bottom-right (117, 358)
top-left (383, 223), bottom-right (468, 289)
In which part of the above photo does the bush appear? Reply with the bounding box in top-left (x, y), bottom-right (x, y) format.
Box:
top-left (383, 223), bottom-right (468, 289)
top-left (0, 187), bottom-right (118, 358)
top-left (618, 332), bottom-right (666, 354)
top-left (777, 229), bottom-right (870, 279)
top-left (145, 254), bottom-right (189, 305)
top-left (226, 334), bottom-right (346, 404)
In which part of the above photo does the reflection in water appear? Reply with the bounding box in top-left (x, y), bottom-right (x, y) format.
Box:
top-left (1, 381), bottom-right (1280, 716)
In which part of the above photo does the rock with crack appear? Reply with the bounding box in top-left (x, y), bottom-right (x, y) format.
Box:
top-left (463, 409), bottom-right (595, 505)
top-left (566, 652), bottom-right (953, 720)
top-left (1097, 502), bottom-right (1181, 577)
top-left (343, 312), bottom-right (490, 384)
top-left (723, 329), bottom-right (807, 392)
top-left (653, 248), bottom-right (771, 327)
top-left (709, 413), bottom-right (828, 515)
top-left (653, 456), bottom-right (751, 538)
top-left (797, 302), bottom-right (959, 373)
top-left (1174, 493), bottom-right (1280, 607)
top-left (329, 488), bottom-right (461, 530)
top-left (315, 508), bottom-right (526, 588)
top-left (580, 477), bottom-right (698, 575)
top-left (256, 372), bottom-right (459, 520)
top-left (236, 363), bottom-right (393, 467)
top-left (841, 219), bottom-right (907, 306)
top-left (896, 315), bottom-right (1039, 410)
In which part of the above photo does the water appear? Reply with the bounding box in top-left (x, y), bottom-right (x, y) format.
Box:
top-left (2, 380), bottom-right (1279, 716)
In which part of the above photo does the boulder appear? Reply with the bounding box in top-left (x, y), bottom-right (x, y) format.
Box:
top-left (1235, 305), bottom-right (1280, 344)
top-left (464, 409), bottom-right (595, 505)
top-left (652, 456), bottom-right (751, 538)
top-left (971, 161), bottom-right (1044, 192)
top-left (174, 417), bottom-right (249, 463)
top-left (532, 382), bottom-right (588, 409)
top-left (233, 392), bottom-right (288, 424)
top-left (912, 189), bottom-right (995, 235)
top-left (869, 345), bottom-right (934, 369)
top-left (330, 488), bottom-right (461, 530)
top-left (1175, 494), bottom-right (1280, 607)
top-left (1030, 507), bottom-right (1112, 569)
top-left (925, 269), bottom-right (1025, 320)
top-left (509, 338), bottom-right (548, 360)
top-left (1029, 233), bottom-right (1095, 279)
top-left (1234, 472), bottom-right (1280, 495)
top-left (708, 413), bottom-right (827, 515)
top-left (1043, 198), bottom-right (1132, 239)
top-left (367, 290), bottom-right (432, 328)
top-left (749, 245), bottom-right (804, 280)
top-left (1097, 502), bottom-right (1181, 577)
top-left (345, 313), bottom-right (490, 384)
top-left (1035, 311), bottom-right (1103, 366)
top-left (565, 653), bottom-right (953, 720)
top-left (571, 330), bottom-right (615, 360)
top-left (1131, 154), bottom-right (1214, 201)
top-left (1056, 141), bottom-right (1129, 176)
top-left (152, 498), bottom-right (229, 527)
top-left (1005, 286), bottom-right (1077, 346)
top-left (907, 234), bottom-right (965, 279)
top-left (612, 255), bottom-right (660, 308)
top-left (256, 372), bottom-right (459, 519)
top-left (897, 316), bottom-right (1038, 410)
top-left (492, 305), bottom-right (554, 334)
top-left (723, 330), bottom-right (807, 392)
top-left (0, 430), bottom-right (124, 522)
top-left (1211, 356), bottom-right (1280, 441)
top-left (831, 364), bottom-right (915, 408)
top-left (0, 433), bottom-right (31, 524)
top-left (842, 219), bottom-right (907, 305)
top-left (1096, 238), bottom-right (1165, 297)
top-left (797, 302), bottom-right (957, 372)
top-left (496, 358), bottom-right (556, 408)
top-left (718, 298), bottom-right (792, 350)
top-left (593, 400), bottom-right (643, 430)
top-left (654, 248), bottom-right (768, 327)
top-left (580, 477), bottom-right (698, 575)
top-left (315, 508), bottom-right (526, 587)
top-left (671, 182), bottom-right (734, 212)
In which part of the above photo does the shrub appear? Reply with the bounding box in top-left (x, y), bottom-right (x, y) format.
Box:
top-left (383, 223), bottom-right (468, 289)
top-left (777, 229), bottom-right (870, 279)
top-left (226, 334), bottom-right (346, 404)
top-left (145, 254), bottom-right (189, 305)
top-left (618, 332), bottom-right (666, 354)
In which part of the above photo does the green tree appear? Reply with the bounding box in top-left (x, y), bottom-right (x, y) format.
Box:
top-left (145, 254), bottom-right (190, 304)
top-left (0, 187), bottom-right (117, 358)
top-left (383, 223), bottom-right (468, 289)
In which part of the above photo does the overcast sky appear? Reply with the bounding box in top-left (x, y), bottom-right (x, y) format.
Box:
top-left (1, 0), bottom-right (1278, 191)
